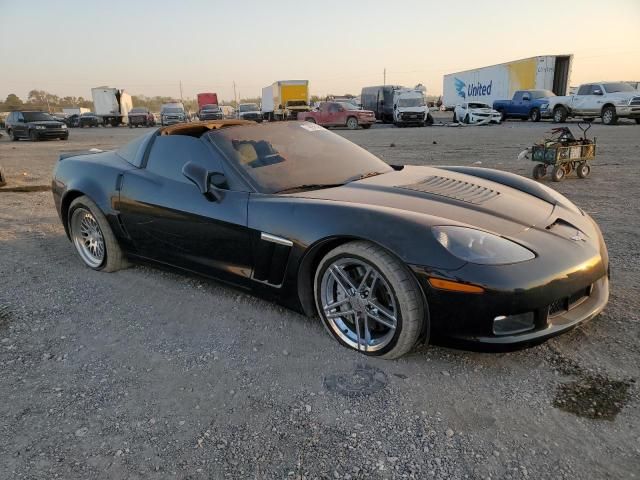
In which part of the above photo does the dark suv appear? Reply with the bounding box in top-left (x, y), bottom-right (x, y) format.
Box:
top-left (5, 111), bottom-right (69, 141)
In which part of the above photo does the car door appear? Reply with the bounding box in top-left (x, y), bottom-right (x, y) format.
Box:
top-left (15, 113), bottom-right (27, 137)
top-left (117, 134), bottom-right (255, 286)
top-left (571, 84), bottom-right (593, 115)
top-left (517, 91), bottom-right (531, 117)
top-left (512, 91), bottom-right (525, 117)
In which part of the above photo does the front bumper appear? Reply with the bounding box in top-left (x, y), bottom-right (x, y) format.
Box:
top-left (239, 113), bottom-right (262, 122)
top-left (470, 114), bottom-right (501, 124)
top-left (34, 128), bottom-right (68, 139)
top-left (616, 105), bottom-right (640, 118)
top-left (410, 220), bottom-right (609, 345)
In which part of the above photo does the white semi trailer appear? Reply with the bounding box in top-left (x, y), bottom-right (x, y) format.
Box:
top-left (442, 55), bottom-right (573, 110)
top-left (91, 87), bottom-right (133, 127)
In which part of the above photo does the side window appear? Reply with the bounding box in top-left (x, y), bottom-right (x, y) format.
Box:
top-left (17, 113), bottom-right (24, 122)
top-left (146, 136), bottom-right (223, 184)
top-left (328, 103), bottom-right (339, 113)
top-left (577, 85), bottom-right (591, 95)
top-left (513, 91), bottom-right (523, 101)
top-left (7, 113), bottom-right (14, 123)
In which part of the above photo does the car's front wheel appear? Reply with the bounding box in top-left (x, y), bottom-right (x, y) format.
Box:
top-left (8, 129), bottom-right (18, 141)
top-left (601, 106), bottom-right (617, 125)
top-left (530, 108), bottom-right (541, 122)
top-left (68, 196), bottom-right (128, 272)
top-left (346, 117), bottom-right (359, 130)
top-left (314, 241), bottom-right (425, 359)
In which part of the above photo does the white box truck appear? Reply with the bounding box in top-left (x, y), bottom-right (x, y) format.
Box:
top-left (261, 80), bottom-right (310, 121)
top-left (442, 55), bottom-right (573, 109)
top-left (91, 87), bottom-right (133, 127)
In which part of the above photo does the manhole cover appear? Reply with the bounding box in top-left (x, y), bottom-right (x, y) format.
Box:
top-left (323, 364), bottom-right (387, 397)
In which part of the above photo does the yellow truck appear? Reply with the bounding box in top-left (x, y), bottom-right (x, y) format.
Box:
top-left (261, 80), bottom-right (310, 121)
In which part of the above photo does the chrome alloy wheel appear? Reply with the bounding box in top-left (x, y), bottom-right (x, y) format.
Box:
top-left (320, 258), bottom-right (398, 352)
top-left (71, 208), bottom-right (105, 268)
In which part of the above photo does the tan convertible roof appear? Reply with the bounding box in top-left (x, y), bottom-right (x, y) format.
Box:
top-left (159, 119), bottom-right (255, 136)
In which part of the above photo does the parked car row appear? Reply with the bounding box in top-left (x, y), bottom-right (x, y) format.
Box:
top-left (491, 83), bottom-right (640, 125)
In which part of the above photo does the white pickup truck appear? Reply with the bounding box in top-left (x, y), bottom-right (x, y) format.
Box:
top-left (541, 82), bottom-right (640, 125)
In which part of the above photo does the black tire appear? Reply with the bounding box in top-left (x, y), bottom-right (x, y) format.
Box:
top-left (529, 107), bottom-right (541, 121)
top-left (68, 195), bottom-right (128, 272)
top-left (128, 123), bottom-right (133, 128)
top-left (463, 114), bottom-right (470, 125)
top-left (314, 241), bottom-right (426, 359)
top-left (635, 118), bottom-right (640, 125)
top-left (499, 110), bottom-right (507, 122)
top-left (346, 116), bottom-right (358, 130)
top-left (8, 129), bottom-right (18, 141)
top-left (424, 113), bottom-right (434, 126)
top-left (576, 162), bottom-right (591, 179)
top-left (601, 106), bottom-right (617, 125)
top-left (60, 135), bottom-right (68, 141)
top-left (452, 112), bottom-right (458, 123)
top-left (551, 165), bottom-right (565, 182)
top-left (553, 106), bottom-right (568, 123)
top-left (29, 130), bottom-right (39, 142)
top-left (533, 164), bottom-right (547, 180)
top-left (361, 124), bottom-right (372, 129)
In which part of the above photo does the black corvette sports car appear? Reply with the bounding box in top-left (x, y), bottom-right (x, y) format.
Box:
top-left (52, 120), bottom-right (609, 358)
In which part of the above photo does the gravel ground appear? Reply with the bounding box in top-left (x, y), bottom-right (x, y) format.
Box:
top-left (1, 116), bottom-right (639, 479)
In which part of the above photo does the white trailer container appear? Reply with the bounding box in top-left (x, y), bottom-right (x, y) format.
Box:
top-left (443, 55), bottom-right (573, 109)
top-left (261, 85), bottom-right (274, 120)
top-left (91, 87), bottom-right (133, 126)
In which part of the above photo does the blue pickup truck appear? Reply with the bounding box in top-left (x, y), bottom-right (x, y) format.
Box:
top-left (493, 90), bottom-right (556, 122)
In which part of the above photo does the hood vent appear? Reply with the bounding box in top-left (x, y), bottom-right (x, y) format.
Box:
top-left (398, 176), bottom-right (500, 205)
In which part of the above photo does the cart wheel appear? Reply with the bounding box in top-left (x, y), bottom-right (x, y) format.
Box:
top-left (577, 162), bottom-right (591, 179)
top-left (563, 163), bottom-right (573, 175)
top-left (551, 166), bottom-right (565, 182)
top-left (532, 164), bottom-right (547, 180)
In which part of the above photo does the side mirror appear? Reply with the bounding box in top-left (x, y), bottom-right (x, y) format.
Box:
top-left (182, 161), bottom-right (226, 202)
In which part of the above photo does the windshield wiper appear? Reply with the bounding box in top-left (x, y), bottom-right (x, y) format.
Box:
top-left (345, 171), bottom-right (385, 182)
top-left (275, 183), bottom-right (344, 194)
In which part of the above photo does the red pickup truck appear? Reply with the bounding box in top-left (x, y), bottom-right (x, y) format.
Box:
top-left (298, 102), bottom-right (375, 129)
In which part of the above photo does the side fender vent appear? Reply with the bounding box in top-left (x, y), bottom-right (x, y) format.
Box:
top-left (399, 176), bottom-right (500, 205)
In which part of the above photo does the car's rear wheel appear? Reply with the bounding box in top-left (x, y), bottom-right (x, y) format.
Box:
top-left (314, 241), bottom-right (425, 359)
top-left (361, 124), bottom-right (371, 129)
top-left (346, 117), bottom-right (358, 130)
top-left (69, 196), bottom-right (128, 272)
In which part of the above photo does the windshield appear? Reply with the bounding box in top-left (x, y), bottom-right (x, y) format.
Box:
top-left (163, 107), bottom-right (184, 114)
top-left (202, 104), bottom-right (220, 111)
top-left (603, 82), bottom-right (635, 93)
top-left (206, 122), bottom-right (392, 194)
top-left (23, 112), bottom-right (55, 122)
top-left (338, 102), bottom-right (360, 110)
top-left (468, 102), bottom-right (490, 109)
top-left (531, 90), bottom-right (555, 99)
top-left (239, 104), bottom-right (259, 112)
top-left (397, 97), bottom-right (425, 108)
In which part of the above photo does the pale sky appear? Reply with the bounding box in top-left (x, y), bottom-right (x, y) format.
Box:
top-left (1, 0), bottom-right (639, 102)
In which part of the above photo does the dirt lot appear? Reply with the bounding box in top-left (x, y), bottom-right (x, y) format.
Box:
top-left (1, 117), bottom-right (639, 479)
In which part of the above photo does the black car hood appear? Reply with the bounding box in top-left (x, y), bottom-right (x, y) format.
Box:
top-left (287, 166), bottom-right (563, 236)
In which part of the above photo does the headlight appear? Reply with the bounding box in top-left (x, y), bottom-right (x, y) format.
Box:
top-left (540, 103), bottom-right (549, 110)
top-left (35, 125), bottom-right (46, 130)
top-left (60, 124), bottom-right (67, 128)
top-left (614, 99), bottom-right (629, 106)
top-left (433, 226), bottom-right (535, 265)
